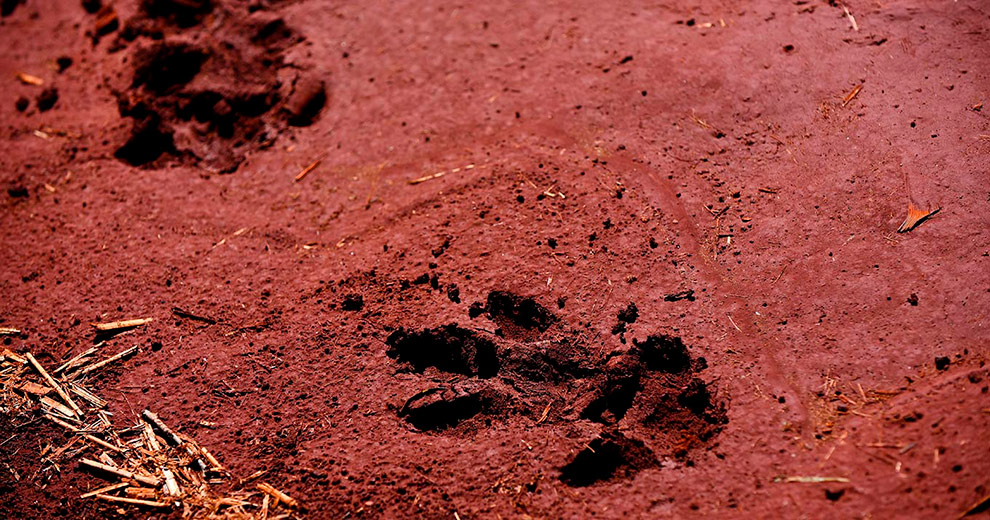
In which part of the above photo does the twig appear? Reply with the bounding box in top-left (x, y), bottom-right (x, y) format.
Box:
top-left (171, 307), bottom-right (216, 325)
top-left (958, 493), bottom-right (990, 518)
top-left (68, 382), bottom-right (108, 408)
top-left (141, 409), bottom-right (183, 446)
top-left (0, 327), bottom-right (20, 335)
top-left (727, 314), bottom-right (742, 332)
top-left (842, 84), bottom-right (863, 107)
top-left (773, 475), bottom-right (850, 483)
top-left (90, 318), bottom-right (153, 332)
top-left (771, 263), bottom-right (788, 284)
top-left (294, 159), bottom-right (321, 182)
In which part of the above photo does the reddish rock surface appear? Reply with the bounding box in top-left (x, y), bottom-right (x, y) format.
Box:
top-left (1, 0), bottom-right (988, 517)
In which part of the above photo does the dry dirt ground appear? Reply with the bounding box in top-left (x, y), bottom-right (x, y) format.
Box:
top-left (1, 0), bottom-right (989, 518)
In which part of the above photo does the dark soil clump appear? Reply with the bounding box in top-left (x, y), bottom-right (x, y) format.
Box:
top-left (385, 325), bottom-right (499, 378)
top-left (484, 291), bottom-right (557, 340)
top-left (559, 431), bottom-right (657, 487)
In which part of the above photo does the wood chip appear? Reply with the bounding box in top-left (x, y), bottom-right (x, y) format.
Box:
top-left (16, 72), bottom-right (43, 85)
top-left (90, 318), bottom-right (153, 332)
top-left (16, 381), bottom-right (50, 396)
top-left (1, 348), bottom-right (27, 364)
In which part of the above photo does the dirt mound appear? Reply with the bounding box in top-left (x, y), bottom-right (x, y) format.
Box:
top-left (104, 3), bottom-right (322, 172)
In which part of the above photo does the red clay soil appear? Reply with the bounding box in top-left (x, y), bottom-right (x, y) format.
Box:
top-left (2, 0), bottom-right (989, 517)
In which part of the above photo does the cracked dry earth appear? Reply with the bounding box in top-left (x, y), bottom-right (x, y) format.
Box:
top-left (2, 0), bottom-right (990, 518)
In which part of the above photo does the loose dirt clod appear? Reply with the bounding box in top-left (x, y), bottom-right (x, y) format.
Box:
top-left (633, 334), bottom-right (692, 373)
top-left (483, 291), bottom-right (557, 340)
top-left (36, 87), bottom-right (58, 111)
top-left (284, 75), bottom-right (327, 126)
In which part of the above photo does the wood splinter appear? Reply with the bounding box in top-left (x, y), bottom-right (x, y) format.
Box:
top-left (841, 84), bottom-right (863, 107)
top-left (54, 347), bottom-right (98, 374)
top-left (80, 482), bottom-right (128, 499)
top-left (16, 72), bottom-right (43, 86)
top-left (80, 458), bottom-right (160, 487)
top-left (162, 468), bottom-right (181, 496)
top-left (294, 158), bottom-right (322, 182)
top-left (95, 494), bottom-right (170, 508)
top-left (257, 482), bottom-right (299, 509)
top-left (26, 352), bottom-right (84, 417)
top-left (90, 318), bottom-right (153, 332)
top-left (73, 346), bottom-right (139, 378)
